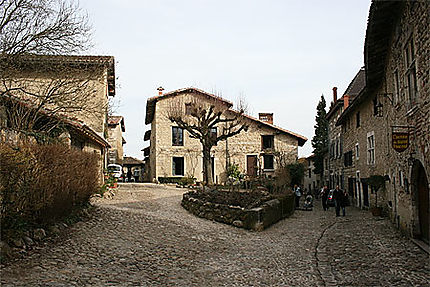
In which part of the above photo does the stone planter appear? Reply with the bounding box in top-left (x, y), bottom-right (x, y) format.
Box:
top-left (181, 191), bottom-right (295, 231)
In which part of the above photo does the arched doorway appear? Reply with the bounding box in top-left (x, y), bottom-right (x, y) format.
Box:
top-left (412, 160), bottom-right (429, 244)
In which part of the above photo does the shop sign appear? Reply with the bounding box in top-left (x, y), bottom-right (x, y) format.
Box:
top-left (392, 132), bottom-right (409, 152)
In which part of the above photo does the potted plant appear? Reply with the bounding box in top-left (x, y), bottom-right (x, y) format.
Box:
top-left (367, 175), bottom-right (385, 216)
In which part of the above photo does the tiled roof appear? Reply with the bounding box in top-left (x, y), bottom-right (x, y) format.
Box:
top-left (145, 87), bottom-right (233, 125)
top-left (123, 156), bottom-right (144, 165)
top-left (145, 87), bottom-right (307, 146)
top-left (1, 54), bottom-right (116, 97)
top-left (108, 115), bottom-right (125, 132)
top-left (3, 96), bottom-right (110, 148)
top-left (327, 68), bottom-right (366, 120)
top-left (239, 112), bottom-right (308, 146)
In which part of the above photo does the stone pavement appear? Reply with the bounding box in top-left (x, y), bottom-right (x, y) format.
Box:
top-left (1, 184), bottom-right (429, 286)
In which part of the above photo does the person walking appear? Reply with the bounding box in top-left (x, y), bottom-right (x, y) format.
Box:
top-left (340, 189), bottom-right (348, 216)
top-left (333, 185), bottom-right (344, 217)
top-left (294, 184), bottom-right (302, 209)
top-left (320, 185), bottom-right (329, 211)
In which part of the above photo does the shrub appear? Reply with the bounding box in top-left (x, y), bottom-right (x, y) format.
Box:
top-left (0, 142), bottom-right (99, 229)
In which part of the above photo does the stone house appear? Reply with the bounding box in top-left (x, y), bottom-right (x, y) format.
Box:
top-left (324, 68), bottom-right (366, 191)
top-left (336, 1), bottom-right (429, 243)
top-left (107, 116), bottom-right (126, 165)
top-left (0, 54), bottom-right (116, 175)
top-left (144, 87), bottom-right (307, 184)
top-left (301, 154), bottom-right (322, 196)
top-left (0, 98), bottom-right (110, 179)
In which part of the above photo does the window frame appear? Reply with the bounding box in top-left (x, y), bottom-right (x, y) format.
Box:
top-left (261, 135), bottom-right (274, 150)
top-left (367, 132), bottom-right (375, 165)
top-left (172, 157), bottom-right (185, 176)
top-left (263, 154), bottom-right (274, 170)
top-left (172, 126), bottom-right (184, 146)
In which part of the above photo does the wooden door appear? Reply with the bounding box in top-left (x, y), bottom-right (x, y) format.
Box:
top-left (247, 155), bottom-right (257, 177)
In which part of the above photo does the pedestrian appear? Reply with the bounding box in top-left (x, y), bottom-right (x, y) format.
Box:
top-left (294, 184), bottom-right (302, 209)
top-left (340, 189), bottom-right (348, 216)
top-left (333, 185), bottom-right (345, 217)
top-left (320, 185), bottom-right (329, 211)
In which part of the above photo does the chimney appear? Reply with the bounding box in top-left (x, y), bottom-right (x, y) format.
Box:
top-left (332, 87), bottom-right (338, 103)
top-left (157, 86), bottom-right (164, 96)
top-left (259, 113), bottom-right (273, 124)
top-left (343, 94), bottom-right (350, 110)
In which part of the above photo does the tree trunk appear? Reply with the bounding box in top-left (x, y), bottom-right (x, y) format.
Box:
top-left (202, 144), bottom-right (214, 186)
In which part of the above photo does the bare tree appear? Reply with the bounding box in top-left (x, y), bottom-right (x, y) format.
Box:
top-left (0, 1), bottom-right (115, 137)
top-left (0, 56), bottom-right (112, 134)
top-left (0, 0), bottom-right (92, 55)
top-left (167, 97), bottom-right (249, 186)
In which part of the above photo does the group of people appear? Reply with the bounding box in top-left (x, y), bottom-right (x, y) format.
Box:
top-left (294, 184), bottom-right (349, 217)
top-left (320, 185), bottom-right (349, 217)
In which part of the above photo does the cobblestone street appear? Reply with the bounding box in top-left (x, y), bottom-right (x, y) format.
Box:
top-left (1, 184), bottom-right (429, 286)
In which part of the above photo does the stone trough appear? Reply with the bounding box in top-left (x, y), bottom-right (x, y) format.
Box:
top-left (181, 191), bottom-right (295, 231)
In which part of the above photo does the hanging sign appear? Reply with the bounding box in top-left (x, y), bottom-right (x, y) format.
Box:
top-left (392, 132), bottom-right (409, 152)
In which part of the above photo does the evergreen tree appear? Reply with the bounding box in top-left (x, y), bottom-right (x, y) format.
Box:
top-left (311, 95), bottom-right (329, 176)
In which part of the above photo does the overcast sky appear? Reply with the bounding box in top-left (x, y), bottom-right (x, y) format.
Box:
top-left (80, 0), bottom-right (371, 159)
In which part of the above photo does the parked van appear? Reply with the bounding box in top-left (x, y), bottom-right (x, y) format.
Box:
top-left (107, 164), bottom-right (123, 182)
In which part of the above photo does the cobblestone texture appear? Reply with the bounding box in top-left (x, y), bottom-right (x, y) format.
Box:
top-left (1, 183), bottom-right (429, 286)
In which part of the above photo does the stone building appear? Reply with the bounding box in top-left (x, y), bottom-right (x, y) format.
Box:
top-left (301, 154), bottom-right (322, 196)
top-left (324, 69), bottom-right (366, 191)
top-left (336, 1), bottom-right (429, 243)
top-left (144, 87), bottom-right (307, 184)
top-left (107, 116), bottom-right (126, 165)
top-left (0, 55), bottom-right (116, 174)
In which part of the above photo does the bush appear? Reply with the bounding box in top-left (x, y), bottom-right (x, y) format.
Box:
top-left (0, 142), bottom-right (100, 229)
top-left (158, 177), bottom-right (184, 184)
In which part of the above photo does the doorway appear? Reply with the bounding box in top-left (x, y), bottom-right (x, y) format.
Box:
top-left (247, 155), bottom-right (257, 177)
top-left (412, 161), bottom-right (429, 244)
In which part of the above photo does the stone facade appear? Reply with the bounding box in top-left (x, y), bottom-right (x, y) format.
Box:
top-left (336, 1), bottom-right (429, 242)
top-left (145, 88), bottom-right (307, 184)
top-left (1, 55), bottom-right (116, 177)
top-left (107, 116), bottom-right (126, 165)
top-left (301, 155), bottom-right (322, 195)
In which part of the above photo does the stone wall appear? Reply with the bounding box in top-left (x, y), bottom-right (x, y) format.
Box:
top-left (181, 192), bottom-right (295, 231)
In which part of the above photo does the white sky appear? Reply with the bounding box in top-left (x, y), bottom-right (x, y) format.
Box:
top-left (80, 0), bottom-right (371, 159)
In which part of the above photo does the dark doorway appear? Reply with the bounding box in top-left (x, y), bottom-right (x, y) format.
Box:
top-left (363, 182), bottom-right (369, 207)
top-left (247, 155), bottom-right (257, 177)
top-left (415, 162), bottom-right (429, 243)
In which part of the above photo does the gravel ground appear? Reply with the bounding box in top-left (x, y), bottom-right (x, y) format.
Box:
top-left (1, 183), bottom-right (428, 286)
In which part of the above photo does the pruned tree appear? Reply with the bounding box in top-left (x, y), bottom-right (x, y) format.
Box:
top-left (311, 95), bottom-right (329, 176)
top-left (167, 97), bottom-right (249, 186)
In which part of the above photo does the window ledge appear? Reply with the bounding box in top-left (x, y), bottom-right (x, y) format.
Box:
top-left (406, 105), bottom-right (419, 117)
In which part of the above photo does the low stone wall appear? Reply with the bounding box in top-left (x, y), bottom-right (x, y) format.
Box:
top-left (181, 192), bottom-right (295, 231)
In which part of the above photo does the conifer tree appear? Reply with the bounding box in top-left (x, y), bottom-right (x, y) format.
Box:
top-left (311, 95), bottom-right (329, 176)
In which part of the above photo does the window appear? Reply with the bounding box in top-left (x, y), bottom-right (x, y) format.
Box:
top-left (172, 157), bottom-right (184, 176)
top-left (404, 37), bottom-right (418, 108)
top-left (185, 103), bottom-right (192, 115)
top-left (355, 143), bottom-right (359, 160)
top-left (356, 112), bottom-right (360, 128)
top-left (263, 154), bottom-right (274, 170)
top-left (344, 151), bottom-right (353, 167)
top-left (394, 70), bottom-right (400, 105)
top-left (367, 132), bottom-right (375, 165)
top-left (172, 127), bottom-right (184, 146)
top-left (261, 135), bottom-right (274, 150)
top-left (210, 127), bottom-right (217, 144)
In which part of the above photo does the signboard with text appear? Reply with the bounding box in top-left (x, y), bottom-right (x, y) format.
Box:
top-left (392, 132), bottom-right (409, 152)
